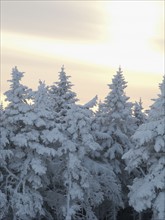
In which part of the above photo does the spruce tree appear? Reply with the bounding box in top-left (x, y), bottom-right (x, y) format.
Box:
top-left (123, 76), bottom-right (165, 220)
top-left (3, 68), bottom-right (57, 219)
top-left (94, 67), bottom-right (136, 219)
top-left (49, 66), bottom-right (78, 123)
top-left (33, 80), bottom-right (65, 220)
top-left (96, 67), bottom-right (135, 170)
top-left (43, 66), bottom-right (79, 219)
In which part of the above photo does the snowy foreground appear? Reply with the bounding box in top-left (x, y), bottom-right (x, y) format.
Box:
top-left (0, 66), bottom-right (165, 220)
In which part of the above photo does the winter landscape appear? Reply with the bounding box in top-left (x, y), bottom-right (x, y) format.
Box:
top-left (0, 66), bottom-right (165, 220)
top-left (1, 1), bottom-right (164, 220)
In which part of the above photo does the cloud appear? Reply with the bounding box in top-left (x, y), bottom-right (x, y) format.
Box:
top-left (1, 1), bottom-right (105, 43)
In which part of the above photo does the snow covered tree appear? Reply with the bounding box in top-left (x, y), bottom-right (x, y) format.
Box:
top-left (41, 66), bottom-right (79, 219)
top-left (32, 80), bottom-right (66, 220)
top-left (2, 68), bottom-right (58, 219)
top-left (95, 66), bottom-right (136, 170)
top-left (49, 66), bottom-right (78, 123)
top-left (2, 67), bottom-right (43, 219)
top-left (93, 67), bottom-right (136, 218)
top-left (133, 98), bottom-right (147, 127)
top-left (123, 76), bottom-right (165, 220)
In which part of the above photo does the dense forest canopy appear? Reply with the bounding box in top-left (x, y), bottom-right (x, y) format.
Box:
top-left (0, 66), bottom-right (164, 220)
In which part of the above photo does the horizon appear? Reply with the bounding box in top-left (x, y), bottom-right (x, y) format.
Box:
top-left (1, 65), bottom-right (163, 111)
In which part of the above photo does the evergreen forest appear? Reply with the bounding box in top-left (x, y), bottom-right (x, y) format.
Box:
top-left (0, 66), bottom-right (165, 220)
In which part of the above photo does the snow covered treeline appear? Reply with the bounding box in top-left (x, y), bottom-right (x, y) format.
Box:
top-left (0, 66), bottom-right (164, 220)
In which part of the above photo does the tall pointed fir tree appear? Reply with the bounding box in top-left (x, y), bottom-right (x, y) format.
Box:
top-left (123, 76), bottom-right (165, 220)
top-left (43, 66), bottom-right (79, 220)
top-left (2, 67), bottom-right (35, 219)
top-left (49, 65), bottom-right (78, 123)
top-left (93, 67), bottom-right (136, 219)
top-left (2, 67), bottom-right (57, 219)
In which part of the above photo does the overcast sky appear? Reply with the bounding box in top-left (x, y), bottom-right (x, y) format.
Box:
top-left (1, 0), bottom-right (164, 109)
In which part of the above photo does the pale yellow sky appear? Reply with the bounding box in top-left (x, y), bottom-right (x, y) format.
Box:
top-left (1, 1), bottom-right (164, 109)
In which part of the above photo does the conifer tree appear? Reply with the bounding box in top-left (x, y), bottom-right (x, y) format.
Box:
top-left (94, 67), bottom-right (136, 219)
top-left (43, 66), bottom-right (79, 219)
top-left (33, 81), bottom-right (66, 220)
top-left (95, 67), bottom-right (136, 169)
top-left (3, 67), bottom-right (42, 219)
top-left (49, 66), bottom-right (78, 123)
top-left (123, 76), bottom-right (165, 220)
top-left (3, 68), bottom-right (57, 219)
